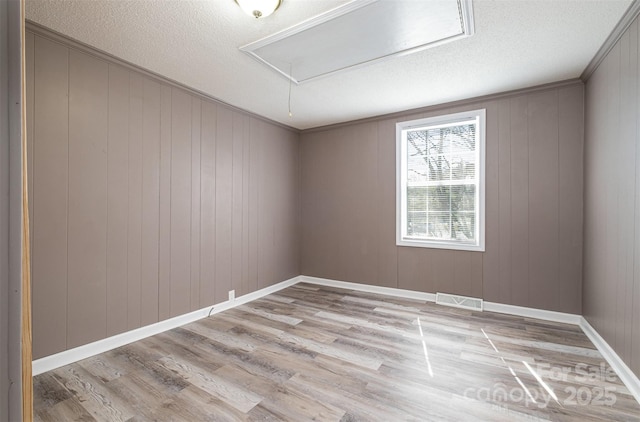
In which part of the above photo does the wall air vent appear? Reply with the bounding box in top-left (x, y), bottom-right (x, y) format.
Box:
top-left (435, 292), bottom-right (483, 311)
top-left (240, 0), bottom-right (475, 84)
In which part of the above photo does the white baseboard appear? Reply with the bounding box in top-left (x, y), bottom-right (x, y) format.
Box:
top-left (483, 301), bottom-right (582, 325)
top-left (32, 275), bottom-right (301, 376)
top-left (579, 317), bottom-right (640, 404)
top-left (301, 275), bottom-right (582, 324)
top-left (301, 275), bottom-right (638, 405)
top-left (32, 273), bottom-right (640, 407)
top-left (299, 275), bottom-right (437, 302)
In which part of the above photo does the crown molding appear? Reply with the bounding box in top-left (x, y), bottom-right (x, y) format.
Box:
top-left (302, 78), bottom-right (583, 134)
top-left (25, 20), bottom-right (300, 134)
top-left (581, 0), bottom-right (640, 82)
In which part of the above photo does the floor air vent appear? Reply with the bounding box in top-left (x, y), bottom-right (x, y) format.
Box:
top-left (435, 293), bottom-right (483, 311)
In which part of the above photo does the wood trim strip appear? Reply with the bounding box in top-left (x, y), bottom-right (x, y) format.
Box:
top-left (20, 0), bottom-right (33, 419)
top-left (581, 0), bottom-right (640, 81)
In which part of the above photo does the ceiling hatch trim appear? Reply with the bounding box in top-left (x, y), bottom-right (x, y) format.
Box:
top-left (240, 0), bottom-right (475, 85)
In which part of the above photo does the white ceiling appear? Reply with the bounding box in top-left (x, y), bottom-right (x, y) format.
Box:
top-left (26, 0), bottom-right (632, 130)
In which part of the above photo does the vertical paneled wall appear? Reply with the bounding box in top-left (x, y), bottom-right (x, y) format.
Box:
top-left (26, 31), bottom-right (300, 359)
top-left (584, 17), bottom-right (640, 377)
top-left (300, 83), bottom-right (584, 314)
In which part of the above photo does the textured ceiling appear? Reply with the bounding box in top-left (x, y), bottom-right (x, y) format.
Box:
top-left (26, 0), bottom-right (631, 130)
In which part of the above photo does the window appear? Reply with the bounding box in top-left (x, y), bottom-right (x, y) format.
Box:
top-left (396, 109), bottom-right (485, 251)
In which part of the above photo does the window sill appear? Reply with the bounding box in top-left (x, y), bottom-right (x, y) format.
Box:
top-left (396, 237), bottom-right (485, 252)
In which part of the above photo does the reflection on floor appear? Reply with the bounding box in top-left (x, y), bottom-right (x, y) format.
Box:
top-left (33, 283), bottom-right (640, 421)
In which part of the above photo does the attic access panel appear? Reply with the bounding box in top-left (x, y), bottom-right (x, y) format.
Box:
top-left (240, 0), bottom-right (475, 84)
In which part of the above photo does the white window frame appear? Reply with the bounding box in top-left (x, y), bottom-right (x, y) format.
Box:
top-left (396, 109), bottom-right (486, 252)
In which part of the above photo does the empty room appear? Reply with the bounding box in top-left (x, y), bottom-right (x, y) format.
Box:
top-left (2, 0), bottom-right (640, 420)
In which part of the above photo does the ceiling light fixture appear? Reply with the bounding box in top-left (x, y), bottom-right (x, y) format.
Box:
top-left (240, 0), bottom-right (474, 83)
top-left (235, 0), bottom-right (281, 19)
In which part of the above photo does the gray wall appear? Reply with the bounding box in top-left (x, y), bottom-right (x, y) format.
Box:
top-left (300, 82), bottom-right (584, 314)
top-left (2, 0), bottom-right (24, 420)
top-left (584, 16), bottom-right (640, 377)
top-left (27, 30), bottom-right (300, 359)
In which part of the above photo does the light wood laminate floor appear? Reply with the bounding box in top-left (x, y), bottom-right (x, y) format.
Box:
top-left (34, 283), bottom-right (640, 421)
